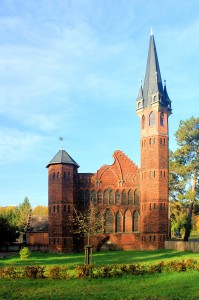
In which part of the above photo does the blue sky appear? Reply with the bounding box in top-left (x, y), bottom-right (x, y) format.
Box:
top-left (1, 0), bottom-right (199, 208)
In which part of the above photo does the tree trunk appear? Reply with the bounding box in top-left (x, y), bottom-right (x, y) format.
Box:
top-left (184, 171), bottom-right (196, 242)
top-left (184, 201), bottom-right (194, 241)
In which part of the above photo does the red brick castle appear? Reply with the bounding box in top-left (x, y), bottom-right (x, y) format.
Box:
top-left (47, 32), bottom-right (172, 253)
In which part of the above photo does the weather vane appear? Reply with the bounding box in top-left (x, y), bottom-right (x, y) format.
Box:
top-left (59, 137), bottom-right (64, 149)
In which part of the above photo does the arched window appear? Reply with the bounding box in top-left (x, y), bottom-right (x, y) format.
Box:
top-left (134, 190), bottom-right (140, 205)
top-left (104, 209), bottom-right (114, 233)
top-left (149, 111), bottom-right (155, 126)
top-left (78, 190), bottom-right (84, 205)
top-left (128, 190), bottom-right (133, 205)
top-left (124, 209), bottom-right (132, 233)
top-left (85, 190), bottom-right (90, 205)
top-left (142, 115), bottom-right (145, 129)
top-left (116, 211), bottom-right (122, 233)
top-left (109, 190), bottom-right (114, 205)
top-left (149, 138), bottom-right (152, 145)
top-left (160, 112), bottom-right (164, 126)
top-left (133, 210), bottom-right (139, 232)
top-left (91, 190), bottom-right (96, 204)
top-left (115, 190), bottom-right (120, 205)
top-left (97, 191), bottom-right (102, 204)
top-left (160, 138), bottom-right (162, 145)
top-left (122, 190), bottom-right (127, 205)
top-left (104, 189), bottom-right (109, 205)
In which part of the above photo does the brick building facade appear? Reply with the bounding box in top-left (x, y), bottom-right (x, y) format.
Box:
top-left (47, 32), bottom-right (172, 253)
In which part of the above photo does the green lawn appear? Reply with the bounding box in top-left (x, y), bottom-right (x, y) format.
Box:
top-left (1, 249), bottom-right (199, 268)
top-left (1, 250), bottom-right (199, 299)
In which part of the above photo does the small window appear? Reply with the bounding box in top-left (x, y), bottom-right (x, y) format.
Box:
top-left (149, 235), bottom-right (152, 242)
top-left (153, 235), bottom-right (156, 241)
top-left (160, 138), bottom-right (162, 145)
top-left (149, 111), bottom-right (155, 126)
top-left (149, 203), bottom-right (152, 210)
top-left (154, 137), bottom-right (156, 144)
top-left (160, 112), bottom-right (164, 126)
top-left (149, 138), bottom-right (152, 145)
top-left (142, 115), bottom-right (145, 129)
top-left (154, 171), bottom-right (156, 177)
top-left (154, 203), bottom-right (157, 210)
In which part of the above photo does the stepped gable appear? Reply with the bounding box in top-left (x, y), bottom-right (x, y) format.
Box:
top-left (95, 150), bottom-right (139, 188)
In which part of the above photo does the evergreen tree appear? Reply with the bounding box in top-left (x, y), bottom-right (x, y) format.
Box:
top-left (170, 117), bottom-right (199, 240)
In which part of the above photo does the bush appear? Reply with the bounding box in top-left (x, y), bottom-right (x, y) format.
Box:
top-left (25, 266), bottom-right (46, 279)
top-left (47, 266), bottom-right (69, 279)
top-left (19, 247), bottom-right (31, 259)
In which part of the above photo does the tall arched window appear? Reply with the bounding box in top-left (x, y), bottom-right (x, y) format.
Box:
top-left (133, 210), bottom-right (139, 232)
top-left (122, 190), bottom-right (127, 205)
top-left (128, 190), bottom-right (133, 205)
top-left (160, 112), bottom-right (164, 126)
top-left (78, 190), bottom-right (84, 205)
top-left (109, 190), bottom-right (114, 205)
top-left (104, 209), bottom-right (114, 233)
top-left (116, 211), bottom-right (122, 233)
top-left (149, 111), bottom-right (155, 126)
top-left (97, 190), bottom-right (102, 204)
top-left (134, 190), bottom-right (140, 205)
top-left (115, 190), bottom-right (120, 205)
top-left (142, 115), bottom-right (145, 129)
top-left (91, 190), bottom-right (96, 204)
top-left (103, 189), bottom-right (109, 205)
top-left (85, 190), bottom-right (90, 205)
top-left (124, 209), bottom-right (132, 233)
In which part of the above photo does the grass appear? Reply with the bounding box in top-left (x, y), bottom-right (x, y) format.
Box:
top-left (0, 272), bottom-right (199, 299)
top-left (1, 249), bottom-right (199, 268)
top-left (1, 250), bottom-right (199, 299)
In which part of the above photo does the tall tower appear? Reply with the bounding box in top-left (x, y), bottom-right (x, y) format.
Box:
top-left (47, 149), bottom-right (79, 252)
top-left (136, 32), bottom-right (172, 249)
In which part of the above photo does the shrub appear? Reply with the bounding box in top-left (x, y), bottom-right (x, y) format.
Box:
top-left (19, 247), bottom-right (31, 259)
top-left (25, 266), bottom-right (46, 279)
top-left (47, 266), bottom-right (69, 279)
top-left (75, 264), bottom-right (94, 278)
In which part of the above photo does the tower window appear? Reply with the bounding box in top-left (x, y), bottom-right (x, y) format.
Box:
top-left (149, 111), bottom-right (155, 126)
top-left (160, 112), bottom-right (164, 126)
top-left (154, 137), bottom-right (156, 144)
top-left (149, 138), bottom-right (152, 145)
top-left (142, 115), bottom-right (145, 129)
top-left (160, 138), bottom-right (162, 145)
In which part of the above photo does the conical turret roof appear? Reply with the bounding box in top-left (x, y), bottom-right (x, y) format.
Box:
top-left (46, 149), bottom-right (79, 168)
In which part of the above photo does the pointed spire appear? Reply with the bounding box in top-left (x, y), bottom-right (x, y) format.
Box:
top-left (137, 79), bottom-right (143, 101)
top-left (142, 33), bottom-right (164, 107)
top-left (150, 27), bottom-right (153, 36)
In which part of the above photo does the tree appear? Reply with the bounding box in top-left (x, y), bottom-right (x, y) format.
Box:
top-left (170, 117), bottom-right (199, 241)
top-left (16, 196), bottom-right (32, 232)
top-left (32, 206), bottom-right (48, 216)
top-left (0, 215), bottom-right (19, 246)
top-left (70, 202), bottom-right (104, 264)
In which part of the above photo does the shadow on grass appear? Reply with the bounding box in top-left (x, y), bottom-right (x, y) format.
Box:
top-left (1, 249), bottom-right (199, 269)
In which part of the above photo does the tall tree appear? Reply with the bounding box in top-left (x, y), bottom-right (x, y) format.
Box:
top-left (170, 117), bottom-right (199, 241)
top-left (17, 196), bottom-right (32, 232)
top-left (32, 206), bottom-right (48, 216)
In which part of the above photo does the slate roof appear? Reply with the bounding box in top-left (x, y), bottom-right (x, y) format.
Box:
top-left (137, 33), bottom-right (171, 110)
top-left (46, 149), bottom-right (79, 168)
